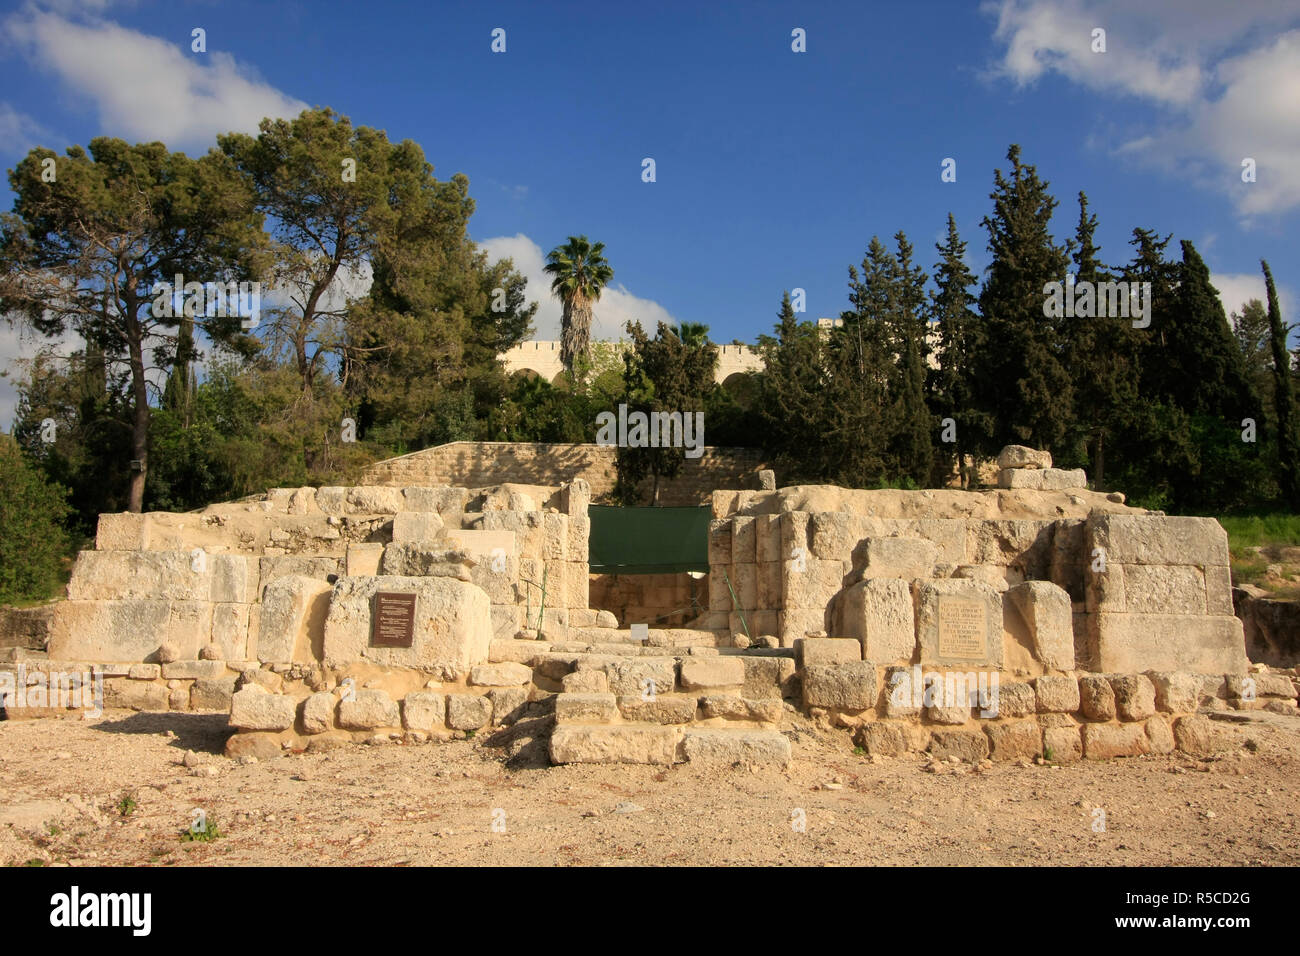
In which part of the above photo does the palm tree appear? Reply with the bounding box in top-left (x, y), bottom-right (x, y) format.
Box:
top-left (544, 236), bottom-right (614, 375)
top-left (675, 321), bottom-right (710, 347)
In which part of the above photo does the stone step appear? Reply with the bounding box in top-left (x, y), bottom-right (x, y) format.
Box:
top-left (554, 691), bottom-right (783, 727)
top-left (549, 724), bottom-right (791, 768)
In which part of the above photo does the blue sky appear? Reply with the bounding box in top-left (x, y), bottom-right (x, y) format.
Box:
top-left (2, 0), bottom-right (1299, 424)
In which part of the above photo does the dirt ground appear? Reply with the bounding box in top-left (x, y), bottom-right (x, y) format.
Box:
top-left (2, 707), bottom-right (1298, 867)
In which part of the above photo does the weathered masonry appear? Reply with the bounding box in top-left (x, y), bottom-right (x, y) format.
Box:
top-left (4, 445), bottom-right (1290, 768)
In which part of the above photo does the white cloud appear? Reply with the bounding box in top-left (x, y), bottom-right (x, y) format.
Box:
top-left (986, 0), bottom-right (1300, 217)
top-left (4, 7), bottom-right (307, 152)
top-left (1211, 270), bottom-right (1295, 328)
top-left (480, 234), bottom-right (679, 342)
top-left (0, 101), bottom-right (48, 153)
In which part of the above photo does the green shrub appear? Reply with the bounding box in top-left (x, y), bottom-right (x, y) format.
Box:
top-left (0, 435), bottom-right (71, 604)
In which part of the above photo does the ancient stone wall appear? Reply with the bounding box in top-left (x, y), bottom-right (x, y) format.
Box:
top-left (359, 441), bottom-right (767, 506)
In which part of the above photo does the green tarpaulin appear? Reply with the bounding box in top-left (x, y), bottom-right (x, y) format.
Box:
top-left (588, 505), bottom-right (711, 574)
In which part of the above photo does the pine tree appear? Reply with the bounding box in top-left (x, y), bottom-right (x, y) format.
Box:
top-left (974, 145), bottom-right (1073, 454)
top-left (1262, 260), bottom-right (1300, 504)
top-left (889, 231), bottom-right (933, 485)
top-left (929, 214), bottom-right (985, 487)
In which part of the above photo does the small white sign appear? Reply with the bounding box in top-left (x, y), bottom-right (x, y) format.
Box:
top-left (630, 623), bottom-right (648, 643)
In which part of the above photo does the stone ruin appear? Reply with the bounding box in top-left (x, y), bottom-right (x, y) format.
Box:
top-left (4, 445), bottom-right (1294, 769)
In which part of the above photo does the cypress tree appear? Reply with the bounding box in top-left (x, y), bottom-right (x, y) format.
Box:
top-left (1262, 260), bottom-right (1300, 503)
top-left (974, 145), bottom-right (1073, 454)
top-left (929, 213), bottom-right (985, 488)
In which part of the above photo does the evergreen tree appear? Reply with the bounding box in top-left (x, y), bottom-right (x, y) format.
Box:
top-left (928, 213), bottom-right (986, 487)
top-left (1262, 260), bottom-right (1300, 504)
top-left (889, 232), bottom-right (933, 485)
top-left (1232, 298), bottom-right (1273, 424)
top-left (974, 145), bottom-right (1074, 454)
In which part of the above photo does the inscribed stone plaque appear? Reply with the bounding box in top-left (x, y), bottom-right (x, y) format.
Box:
top-left (371, 592), bottom-right (417, 648)
top-left (937, 595), bottom-right (986, 661)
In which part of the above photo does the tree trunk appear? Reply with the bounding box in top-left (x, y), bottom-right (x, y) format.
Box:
top-left (1093, 431), bottom-right (1105, 488)
top-left (126, 316), bottom-right (149, 513)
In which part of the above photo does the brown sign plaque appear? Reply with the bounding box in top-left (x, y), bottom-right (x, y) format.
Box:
top-left (936, 595), bottom-right (987, 661)
top-left (371, 592), bottom-right (417, 648)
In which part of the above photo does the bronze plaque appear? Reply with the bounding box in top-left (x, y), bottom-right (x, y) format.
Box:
top-left (937, 595), bottom-right (987, 661)
top-left (371, 592), bottom-right (417, 648)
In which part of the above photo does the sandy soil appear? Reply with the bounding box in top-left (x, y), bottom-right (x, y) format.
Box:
top-left (1, 707), bottom-right (1297, 867)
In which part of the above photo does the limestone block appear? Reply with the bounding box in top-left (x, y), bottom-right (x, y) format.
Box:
top-left (681, 729), bottom-right (790, 768)
top-left (1147, 671), bottom-right (1200, 713)
top-left (862, 536), bottom-right (937, 580)
top-left (257, 575), bottom-right (332, 664)
top-left (1034, 674), bottom-right (1080, 713)
top-left (211, 554), bottom-right (259, 604)
top-left (67, 550), bottom-right (210, 602)
top-left (1005, 580), bottom-right (1074, 670)
top-left (755, 514), bottom-right (782, 565)
top-left (915, 579), bottom-right (1003, 668)
top-left (796, 637), bottom-right (861, 666)
top-left (1042, 725), bottom-right (1083, 762)
top-left (1109, 674), bottom-right (1156, 721)
top-left (1050, 519), bottom-right (1086, 602)
top-left (1145, 715), bottom-right (1175, 754)
top-left (781, 558), bottom-right (846, 610)
top-left (490, 605), bottom-right (522, 642)
top-left (617, 695), bottom-right (698, 723)
top-left (258, 555), bottom-right (342, 586)
top-left (802, 661), bottom-right (877, 710)
top-left (731, 517), bottom-right (756, 564)
top-left (392, 511), bottom-right (445, 544)
top-left (1089, 613), bottom-right (1248, 674)
top-left (1085, 514), bottom-right (1229, 567)
top-left (732, 562), bottom-right (758, 609)
top-left (1079, 676), bottom-right (1116, 721)
top-left (543, 513), bottom-right (569, 561)
top-left (165, 601), bottom-right (214, 657)
top-left (488, 686), bottom-right (529, 725)
top-left (997, 445), bottom-right (1052, 469)
top-left (445, 694), bottom-right (492, 731)
top-left (1173, 714), bottom-right (1229, 756)
top-left (568, 516), bottom-right (591, 563)
top-left (993, 681), bottom-right (1036, 718)
top-left (479, 511), bottom-right (544, 558)
top-left (162, 660), bottom-right (226, 679)
top-left (778, 512), bottom-right (811, 561)
top-left (190, 677), bottom-right (236, 711)
top-left (302, 691), bottom-right (338, 734)
top-left (229, 686), bottom-right (296, 731)
top-left (102, 678), bottom-right (169, 711)
top-left (966, 520), bottom-right (1056, 571)
top-left (929, 730), bottom-right (989, 762)
top-left (468, 662), bottom-right (533, 686)
top-left (561, 478), bottom-right (591, 517)
top-left (210, 603), bottom-right (250, 661)
top-left (95, 512), bottom-right (148, 551)
top-left (998, 468), bottom-right (1043, 490)
top-left (337, 689), bottom-right (401, 730)
top-left (549, 724), bottom-right (680, 765)
top-left (345, 486), bottom-right (405, 514)
top-left (49, 600), bottom-right (172, 662)
top-left (128, 664), bottom-right (160, 680)
top-left (925, 702), bottom-right (969, 725)
top-left (1122, 564), bottom-right (1206, 615)
top-left (604, 658), bottom-right (677, 697)
top-left (441, 528), bottom-right (512, 564)
top-left (1085, 561), bottom-right (1125, 613)
top-left (810, 512), bottom-right (862, 561)
top-left (757, 561), bottom-right (782, 610)
top-left (741, 657), bottom-right (796, 699)
top-left (778, 608), bottom-right (827, 647)
top-left (345, 543), bottom-right (385, 576)
top-left (555, 693), bottom-right (617, 723)
top-left (1204, 565), bottom-right (1233, 615)
top-left (322, 575), bottom-right (491, 672)
top-left (565, 560), bottom-right (589, 609)
top-left (1082, 722), bottom-right (1148, 759)
top-left (563, 670), bottom-right (609, 693)
top-left (985, 721), bottom-right (1042, 760)
top-left (698, 695), bottom-right (783, 722)
top-left (679, 656), bottom-right (745, 690)
top-left (953, 565), bottom-right (1009, 591)
top-left (706, 519), bottom-right (734, 570)
top-left (831, 577), bottom-right (915, 664)
top-left (380, 544), bottom-right (474, 580)
top-left (1040, 468), bottom-right (1086, 490)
